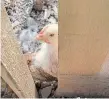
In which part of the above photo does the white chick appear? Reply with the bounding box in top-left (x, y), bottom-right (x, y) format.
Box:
top-left (30, 24), bottom-right (58, 79)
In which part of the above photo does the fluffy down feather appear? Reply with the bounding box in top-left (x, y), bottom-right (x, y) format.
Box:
top-left (30, 24), bottom-right (58, 81)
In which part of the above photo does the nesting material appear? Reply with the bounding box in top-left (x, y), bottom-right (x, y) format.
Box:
top-left (4, 0), bottom-right (58, 53)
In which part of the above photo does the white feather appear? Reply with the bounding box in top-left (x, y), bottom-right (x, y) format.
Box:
top-left (32, 24), bottom-right (58, 77)
top-left (33, 43), bottom-right (57, 77)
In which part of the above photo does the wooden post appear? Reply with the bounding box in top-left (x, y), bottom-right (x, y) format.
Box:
top-left (1, 5), bottom-right (38, 98)
top-left (58, 0), bottom-right (109, 97)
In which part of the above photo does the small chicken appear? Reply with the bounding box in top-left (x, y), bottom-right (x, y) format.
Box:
top-left (29, 24), bottom-right (58, 81)
top-left (36, 24), bottom-right (58, 55)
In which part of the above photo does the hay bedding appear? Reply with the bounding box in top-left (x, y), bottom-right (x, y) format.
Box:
top-left (3, 0), bottom-right (58, 53)
top-left (1, 0), bottom-right (58, 98)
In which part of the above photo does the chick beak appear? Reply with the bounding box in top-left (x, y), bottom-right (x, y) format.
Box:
top-left (36, 34), bottom-right (44, 40)
top-left (36, 33), bottom-right (50, 44)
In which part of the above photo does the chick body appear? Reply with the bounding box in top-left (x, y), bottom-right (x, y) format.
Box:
top-left (33, 43), bottom-right (58, 77)
top-left (30, 24), bottom-right (58, 81)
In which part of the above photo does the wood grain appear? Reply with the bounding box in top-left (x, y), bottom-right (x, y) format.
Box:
top-left (1, 5), bottom-right (38, 98)
top-left (58, 0), bottom-right (109, 97)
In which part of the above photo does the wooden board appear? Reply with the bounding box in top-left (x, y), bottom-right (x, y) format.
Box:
top-left (57, 0), bottom-right (109, 97)
top-left (1, 5), bottom-right (38, 98)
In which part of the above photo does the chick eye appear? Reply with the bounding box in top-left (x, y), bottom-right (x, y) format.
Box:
top-left (49, 34), bottom-right (54, 37)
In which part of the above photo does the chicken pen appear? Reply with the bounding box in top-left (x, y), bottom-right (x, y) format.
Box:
top-left (1, 0), bottom-right (109, 98)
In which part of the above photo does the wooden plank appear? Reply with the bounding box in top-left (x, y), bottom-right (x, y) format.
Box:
top-left (100, 53), bottom-right (109, 76)
top-left (1, 63), bottom-right (23, 97)
top-left (57, 0), bottom-right (109, 97)
top-left (1, 5), bottom-right (38, 98)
